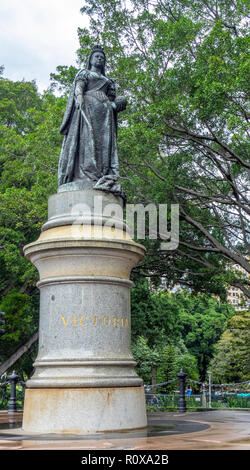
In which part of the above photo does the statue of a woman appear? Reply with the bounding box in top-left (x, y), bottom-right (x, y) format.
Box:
top-left (58, 45), bottom-right (127, 197)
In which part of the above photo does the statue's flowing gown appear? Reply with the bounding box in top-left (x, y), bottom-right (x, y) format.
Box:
top-left (58, 70), bottom-right (119, 186)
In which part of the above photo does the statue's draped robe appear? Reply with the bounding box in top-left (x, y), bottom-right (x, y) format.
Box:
top-left (58, 70), bottom-right (119, 186)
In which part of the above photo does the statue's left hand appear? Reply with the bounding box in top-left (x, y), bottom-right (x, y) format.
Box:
top-left (76, 95), bottom-right (84, 109)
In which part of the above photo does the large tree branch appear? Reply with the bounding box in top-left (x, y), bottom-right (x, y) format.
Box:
top-left (175, 248), bottom-right (215, 269)
top-left (201, 153), bottom-right (250, 212)
top-left (180, 206), bottom-right (250, 273)
top-left (142, 159), bottom-right (166, 181)
top-left (163, 119), bottom-right (250, 169)
top-left (227, 95), bottom-right (249, 121)
top-left (205, 121), bottom-right (248, 164)
top-left (0, 329), bottom-right (38, 377)
top-left (178, 240), bottom-right (220, 253)
top-left (231, 282), bottom-right (250, 299)
top-left (211, 202), bottom-right (244, 257)
top-left (196, 164), bottom-right (250, 211)
top-left (175, 184), bottom-right (249, 213)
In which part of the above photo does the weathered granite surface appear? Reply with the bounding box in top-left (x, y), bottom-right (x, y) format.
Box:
top-left (22, 189), bottom-right (147, 433)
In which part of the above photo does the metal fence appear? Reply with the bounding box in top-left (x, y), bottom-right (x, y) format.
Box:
top-left (1, 368), bottom-right (250, 413)
top-left (144, 369), bottom-right (250, 411)
top-left (145, 392), bottom-right (250, 410)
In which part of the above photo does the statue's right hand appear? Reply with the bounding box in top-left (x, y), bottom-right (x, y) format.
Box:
top-left (76, 95), bottom-right (84, 109)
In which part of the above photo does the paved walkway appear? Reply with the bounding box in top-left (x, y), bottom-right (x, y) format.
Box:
top-left (0, 410), bottom-right (249, 450)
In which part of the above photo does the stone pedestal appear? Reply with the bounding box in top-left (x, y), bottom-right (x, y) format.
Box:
top-left (22, 189), bottom-right (147, 434)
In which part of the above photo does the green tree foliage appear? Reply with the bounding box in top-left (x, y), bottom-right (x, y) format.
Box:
top-left (74, 0), bottom-right (249, 298)
top-left (0, 74), bottom-right (65, 370)
top-left (0, 290), bottom-right (38, 377)
top-left (156, 340), bottom-right (200, 390)
top-left (131, 335), bottom-right (199, 388)
top-left (177, 292), bottom-right (234, 378)
top-left (209, 310), bottom-right (250, 383)
top-left (131, 336), bottom-right (160, 384)
top-left (131, 277), bottom-right (183, 346)
top-left (50, 65), bottom-right (79, 93)
top-left (1, 1), bottom-right (248, 382)
top-left (131, 279), bottom-right (233, 381)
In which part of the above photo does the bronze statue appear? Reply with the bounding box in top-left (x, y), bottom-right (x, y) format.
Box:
top-left (58, 45), bottom-right (127, 197)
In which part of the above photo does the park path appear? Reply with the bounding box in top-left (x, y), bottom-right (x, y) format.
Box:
top-left (0, 410), bottom-right (249, 450)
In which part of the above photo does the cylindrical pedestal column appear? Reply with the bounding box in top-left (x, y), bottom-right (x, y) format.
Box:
top-left (22, 189), bottom-right (147, 433)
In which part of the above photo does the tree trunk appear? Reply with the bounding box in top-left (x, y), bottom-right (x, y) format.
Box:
top-left (152, 366), bottom-right (157, 385)
top-left (0, 330), bottom-right (38, 377)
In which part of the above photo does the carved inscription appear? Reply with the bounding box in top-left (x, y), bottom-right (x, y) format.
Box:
top-left (61, 315), bottom-right (129, 328)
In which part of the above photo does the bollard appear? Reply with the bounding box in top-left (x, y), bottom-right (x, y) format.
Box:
top-left (207, 371), bottom-right (212, 408)
top-left (177, 368), bottom-right (187, 412)
top-left (202, 383), bottom-right (207, 408)
top-left (7, 370), bottom-right (19, 413)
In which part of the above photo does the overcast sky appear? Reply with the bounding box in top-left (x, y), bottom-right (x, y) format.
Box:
top-left (0, 0), bottom-right (88, 92)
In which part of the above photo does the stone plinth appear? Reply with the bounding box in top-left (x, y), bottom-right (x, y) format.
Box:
top-left (22, 387), bottom-right (146, 434)
top-left (22, 189), bottom-right (147, 433)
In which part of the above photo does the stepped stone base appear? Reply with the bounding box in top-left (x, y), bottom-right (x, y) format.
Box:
top-left (22, 387), bottom-right (147, 434)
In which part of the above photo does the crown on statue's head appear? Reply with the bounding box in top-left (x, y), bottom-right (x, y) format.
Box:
top-left (92, 44), bottom-right (105, 55)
